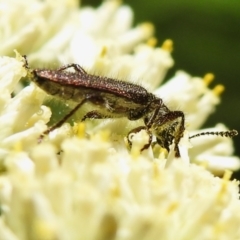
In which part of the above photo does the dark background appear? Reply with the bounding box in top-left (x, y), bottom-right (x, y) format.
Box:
top-left (82, 0), bottom-right (240, 174)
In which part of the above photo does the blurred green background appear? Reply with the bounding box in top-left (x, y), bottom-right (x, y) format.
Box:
top-left (82, 0), bottom-right (240, 160)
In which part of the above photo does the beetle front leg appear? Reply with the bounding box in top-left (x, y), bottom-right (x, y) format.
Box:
top-left (127, 126), bottom-right (152, 151)
top-left (154, 110), bottom-right (185, 158)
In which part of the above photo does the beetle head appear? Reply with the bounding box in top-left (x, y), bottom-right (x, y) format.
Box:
top-left (152, 110), bottom-right (185, 157)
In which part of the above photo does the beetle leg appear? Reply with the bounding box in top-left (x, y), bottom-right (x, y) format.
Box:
top-left (38, 99), bottom-right (88, 142)
top-left (127, 126), bottom-right (152, 151)
top-left (81, 111), bottom-right (110, 121)
top-left (57, 64), bottom-right (87, 75)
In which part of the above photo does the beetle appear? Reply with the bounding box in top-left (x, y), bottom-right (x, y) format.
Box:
top-left (22, 56), bottom-right (237, 157)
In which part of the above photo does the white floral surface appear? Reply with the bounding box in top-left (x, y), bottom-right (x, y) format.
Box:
top-left (0, 1), bottom-right (239, 239)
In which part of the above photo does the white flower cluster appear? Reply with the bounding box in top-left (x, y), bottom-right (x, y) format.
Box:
top-left (0, 0), bottom-right (239, 239)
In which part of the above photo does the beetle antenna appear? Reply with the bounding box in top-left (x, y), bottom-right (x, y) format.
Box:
top-left (189, 129), bottom-right (238, 139)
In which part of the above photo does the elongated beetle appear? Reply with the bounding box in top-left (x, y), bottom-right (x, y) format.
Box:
top-left (23, 56), bottom-right (237, 157)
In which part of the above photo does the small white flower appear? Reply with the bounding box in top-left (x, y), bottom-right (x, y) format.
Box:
top-left (0, 1), bottom-right (239, 240)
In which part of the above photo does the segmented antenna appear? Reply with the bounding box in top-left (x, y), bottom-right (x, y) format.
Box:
top-left (189, 129), bottom-right (238, 139)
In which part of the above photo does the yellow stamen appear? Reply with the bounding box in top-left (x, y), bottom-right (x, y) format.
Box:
top-left (166, 202), bottom-right (179, 214)
top-left (223, 169), bottom-right (232, 181)
top-left (91, 130), bottom-right (110, 143)
top-left (218, 170), bottom-right (232, 199)
top-left (13, 141), bottom-right (22, 152)
top-left (100, 130), bottom-right (110, 142)
top-left (158, 148), bottom-right (168, 160)
top-left (112, 0), bottom-right (122, 7)
top-left (139, 22), bottom-right (155, 36)
top-left (33, 220), bottom-right (56, 240)
top-left (161, 39), bottom-right (173, 52)
top-left (110, 182), bottom-right (121, 198)
top-left (131, 146), bottom-right (140, 160)
top-left (213, 222), bottom-right (225, 238)
top-left (66, 0), bottom-right (79, 8)
top-left (152, 162), bottom-right (160, 179)
top-left (213, 84), bottom-right (225, 96)
top-left (203, 73), bottom-right (215, 86)
top-left (146, 37), bottom-right (157, 47)
top-left (75, 122), bottom-right (85, 139)
top-left (100, 46), bottom-right (108, 58)
top-left (198, 160), bottom-right (209, 169)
